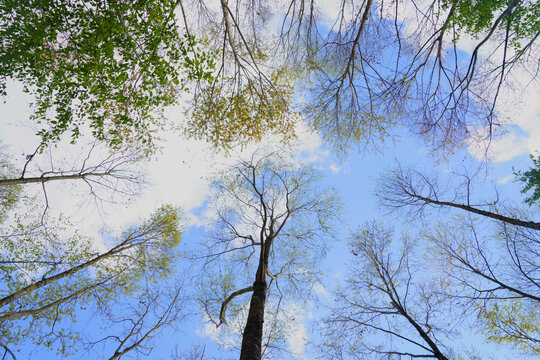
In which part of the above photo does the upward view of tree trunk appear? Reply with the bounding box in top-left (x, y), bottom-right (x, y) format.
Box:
top-left (240, 262), bottom-right (267, 359)
top-left (198, 152), bottom-right (341, 359)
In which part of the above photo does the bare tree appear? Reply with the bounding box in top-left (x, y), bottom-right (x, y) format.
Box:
top-left (297, 0), bottom-right (537, 153)
top-left (0, 143), bottom-right (147, 221)
top-left (1, 143), bottom-right (144, 197)
top-left (179, 1), bottom-right (298, 150)
top-left (378, 164), bottom-right (540, 230)
top-left (425, 214), bottom-right (540, 353)
top-left (378, 164), bottom-right (540, 354)
top-left (322, 222), bottom-right (453, 360)
top-left (82, 284), bottom-right (186, 360)
top-left (197, 152), bottom-right (341, 359)
top-left (180, 0), bottom-right (539, 155)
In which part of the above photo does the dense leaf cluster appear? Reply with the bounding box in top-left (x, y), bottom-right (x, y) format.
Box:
top-left (515, 154), bottom-right (540, 205)
top-left (0, 0), bottom-right (215, 152)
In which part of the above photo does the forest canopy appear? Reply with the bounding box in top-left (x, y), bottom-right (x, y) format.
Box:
top-left (0, 0), bottom-right (538, 359)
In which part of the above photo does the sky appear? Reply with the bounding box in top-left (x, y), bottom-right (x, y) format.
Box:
top-left (0, 1), bottom-right (539, 359)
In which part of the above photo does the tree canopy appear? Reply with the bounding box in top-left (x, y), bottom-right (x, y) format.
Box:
top-left (179, 0), bottom-right (539, 154)
top-left (0, 204), bottom-right (184, 358)
top-left (0, 0), bottom-right (538, 358)
top-left (0, 0), bottom-right (215, 153)
top-left (3, 0), bottom-right (538, 155)
top-left (371, 164), bottom-right (540, 356)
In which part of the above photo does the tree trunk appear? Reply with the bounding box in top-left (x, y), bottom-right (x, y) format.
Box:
top-left (415, 194), bottom-right (540, 230)
top-left (0, 173), bottom-right (107, 186)
top-left (0, 238), bottom-right (135, 308)
top-left (239, 279), bottom-right (266, 360)
top-left (239, 222), bottom-right (274, 359)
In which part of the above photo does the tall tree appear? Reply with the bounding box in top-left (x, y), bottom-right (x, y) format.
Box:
top-left (0, 143), bottom-right (146, 221)
top-left (425, 214), bottom-right (540, 354)
top-left (5, 0), bottom-right (537, 155)
top-left (0, 204), bottom-right (183, 358)
top-left (198, 152), bottom-right (341, 359)
top-left (301, 0), bottom-right (539, 153)
top-left (88, 283), bottom-right (186, 360)
top-left (378, 164), bottom-right (540, 230)
top-left (2, 144), bottom-right (143, 188)
top-left (181, 0), bottom-right (539, 154)
top-left (322, 223), bottom-right (454, 360)
top-left (180, 1), bottom-right (299, 150)
top-left (378, 164), bottom-right (540, 355)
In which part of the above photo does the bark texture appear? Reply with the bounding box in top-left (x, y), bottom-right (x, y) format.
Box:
top-left (239, 279), bottom-right (267, 360)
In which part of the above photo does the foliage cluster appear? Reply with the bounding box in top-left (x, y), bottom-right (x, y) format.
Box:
top-left (442, 0), bottom-right (540, 50)
top-left (515, 154), bottom-right (540, 205)
top-left (186, 70), bottom-right (297, 151)
top-left (0, 0), bottom-right (215, 153)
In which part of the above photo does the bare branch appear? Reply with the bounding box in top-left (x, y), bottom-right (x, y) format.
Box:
top-left (219, 286), bottom-right (254, 326)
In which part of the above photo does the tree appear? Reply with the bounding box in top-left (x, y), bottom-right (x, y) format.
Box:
top-left (87, 283), bottom-right (186, 360)
top-left (181, 0), bottom-right (539, 155)
top-left (304, 0), bottom-right (539, 153)
top-left (378, 164), bottom-right (540, 230)
top-left (1, 143), bottom-right (146, 208)
top-left (425, 214), bottom-right (540, 354)
top-left (181, 0), bottom-right (300, 151)
top-left (5, 0), bottom-right (537, 156)
top-left (185, 69), bottom-right (298, 151)
top-left (515, 154), bottom-right (540, 206)
top-left (0, 204), bottom-right (183, 358)
top-left (197, 152), bottom-right (341, 359)
top-left (0, 146), bottom-right (21, 224)
top-left (378, 164), bottom-right (540, 355)
top-left (0, 143), bottom-right (148, 224)
top-left (0, 150), bottom-right (140, 188)
top-left (321, 223), bottom-right (454, 360)
top-left (0, 0), bottom-right (215, 153)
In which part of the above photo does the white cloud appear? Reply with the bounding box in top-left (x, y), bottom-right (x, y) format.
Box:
top-left (329, 163), bottom-right (340, 173)
top-left (197, 319), bottom-right (239, 350)
top-left (313, 283), bottom-right (329, 297)
top-left (288, 320), bottom-right (308, 358)
top-left (497, 175), bottom-right (514, 185)
top-left (317, 0), bottom-right (359, 29)
top-left (0, 77), bottom-right (328, 245)
top-left (467, 75), bottom-right (540, 163)
top-left (279, 303), bottom-right (310, 359)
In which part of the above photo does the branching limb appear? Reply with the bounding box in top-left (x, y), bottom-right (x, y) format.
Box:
top-left (219, 286), bottom-right (254, 326)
